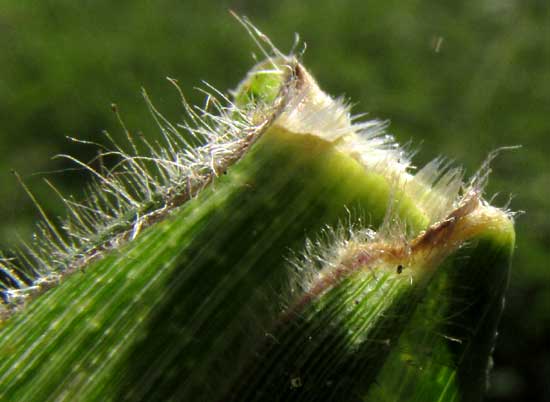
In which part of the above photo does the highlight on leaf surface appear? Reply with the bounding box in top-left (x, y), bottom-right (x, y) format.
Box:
top-left (0, 16), bottom-right (515, 402)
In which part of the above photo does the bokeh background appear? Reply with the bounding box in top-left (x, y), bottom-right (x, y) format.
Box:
top-left (0, 1), bottom-right (548, 401)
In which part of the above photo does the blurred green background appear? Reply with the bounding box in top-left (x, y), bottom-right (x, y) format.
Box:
top-left (0, 1), bottom-right (548, 401)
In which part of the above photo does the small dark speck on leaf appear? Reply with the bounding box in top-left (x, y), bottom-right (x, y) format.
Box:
top-left (290, 376), bottom-right (302, 389)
